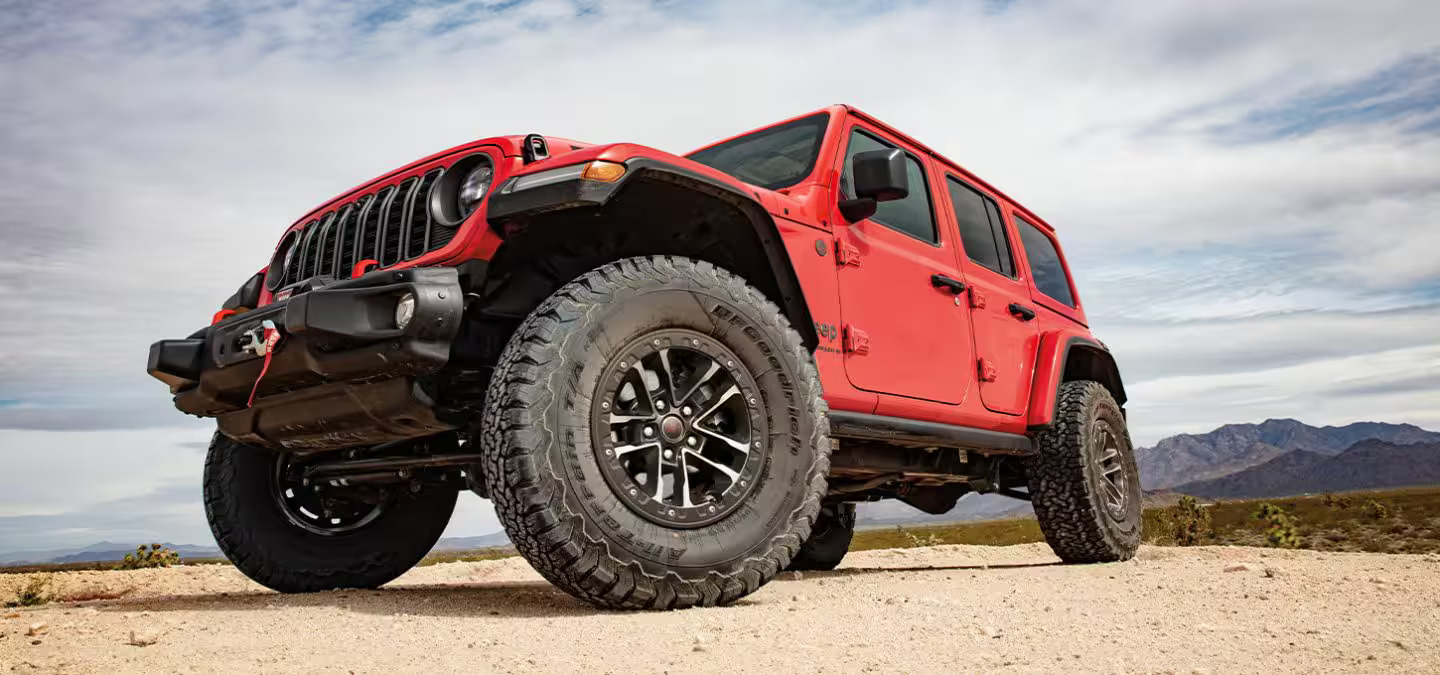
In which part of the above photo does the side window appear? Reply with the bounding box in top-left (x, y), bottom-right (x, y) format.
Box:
top-left (1015, 216), bottom-right (1076, 307)
top-left (946, 176), bottom-right (1014, 277)
top-left (841, 129), bottom-right (936, 243)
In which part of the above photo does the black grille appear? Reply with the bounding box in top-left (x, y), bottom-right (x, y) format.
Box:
top-left (278, 168), bottom-right (454, 289)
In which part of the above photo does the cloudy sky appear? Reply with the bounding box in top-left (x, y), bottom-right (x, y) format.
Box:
top-left (1, 0), bottom-right (1437, 553)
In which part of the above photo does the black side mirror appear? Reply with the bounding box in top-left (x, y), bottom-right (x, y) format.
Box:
top-left (840, 148), bottom-right (908, 221)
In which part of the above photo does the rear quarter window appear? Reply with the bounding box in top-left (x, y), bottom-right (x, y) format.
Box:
top-left (1015, 216), bottom-right (1076, 308)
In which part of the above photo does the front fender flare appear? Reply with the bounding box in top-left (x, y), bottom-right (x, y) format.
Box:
top-left (484, 158), bottom-right (818, 348)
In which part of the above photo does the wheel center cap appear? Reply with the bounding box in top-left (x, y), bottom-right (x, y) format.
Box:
top-left (659, 414), bottom-right (687, 443)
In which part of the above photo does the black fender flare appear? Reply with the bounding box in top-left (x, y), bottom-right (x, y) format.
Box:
top-left (485, 158), bottom-right (819, 348)
top-left (1035, 336), bottom-right (1128, 428)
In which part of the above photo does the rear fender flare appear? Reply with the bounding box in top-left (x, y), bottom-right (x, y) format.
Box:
top-left (1028, 334), bottom-right (1127, 428)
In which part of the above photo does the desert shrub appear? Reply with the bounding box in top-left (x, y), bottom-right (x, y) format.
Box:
top-left (115, 544), bottom-right (181, 570)
top-left (894, 525), bottom-right (943, 548)
top-left (1252, 503), bottom-right (1302, 548)
top-left (1322, 493), bottom-right (1354, 509)
top-left (1168, 496), bottom-right (1212, 546)
top-left (5, 574), bottom-right (53, 607)
top-left (1360, 500), bottom-right (1391, 520)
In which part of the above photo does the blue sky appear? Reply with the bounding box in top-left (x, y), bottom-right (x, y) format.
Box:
top-left (0, 0), bottom-right (1437, 552)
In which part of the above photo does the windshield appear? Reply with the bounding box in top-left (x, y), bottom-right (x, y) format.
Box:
top-left (685, 113), bottom-right (830, 190)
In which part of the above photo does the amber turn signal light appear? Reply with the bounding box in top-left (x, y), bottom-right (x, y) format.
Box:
top-left (581, 160), bottom-right (626, 183)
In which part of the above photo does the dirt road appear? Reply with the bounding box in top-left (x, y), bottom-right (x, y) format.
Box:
top-left (3, 543), bottom-right (1437, 674)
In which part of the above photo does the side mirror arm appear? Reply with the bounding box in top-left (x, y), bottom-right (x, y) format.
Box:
top-left (839, 198), bottom-right (877, 222)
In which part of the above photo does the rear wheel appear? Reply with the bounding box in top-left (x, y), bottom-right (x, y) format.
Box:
top-left (203, 433), bottom-right (456, 593)
top-left (480, 256), bottom-right (830, 610)
top-left (1025, 380), bottom-right (1141, 563)
top-left (786, 503), bottom-right (855, 571)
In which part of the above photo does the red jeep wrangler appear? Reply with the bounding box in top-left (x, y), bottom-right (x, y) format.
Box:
top-left (149, 105), bottom-right (1139, 609)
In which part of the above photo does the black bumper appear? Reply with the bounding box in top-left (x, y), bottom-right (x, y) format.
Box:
top-left (147, 267), bottom-right (464, 452)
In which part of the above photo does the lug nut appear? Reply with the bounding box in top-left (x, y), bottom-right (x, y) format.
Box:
top-left (681, 405), bottom-right (693, 416)
top-left (655, 400), bottom-right (666, 411)
top-left (643, 426), bottom-right (655, 438)
top-left (663, 449), bottom-right (674, 460)
top-left (686, 436), bottom-right (698, 447)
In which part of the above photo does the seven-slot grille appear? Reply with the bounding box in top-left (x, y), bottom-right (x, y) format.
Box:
top-left (278, 168), bottom-right (453, 288)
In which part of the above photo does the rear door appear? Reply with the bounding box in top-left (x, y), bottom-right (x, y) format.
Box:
top-left (941, 175), bottom-right (1039, 415)
top-left (831, 123), bottom-right (976, 405)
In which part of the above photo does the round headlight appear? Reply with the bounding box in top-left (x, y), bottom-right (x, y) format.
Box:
top-left (395, 292), bottom-right (416, 330)
top-left (458, 163), bottom-right (493, 217)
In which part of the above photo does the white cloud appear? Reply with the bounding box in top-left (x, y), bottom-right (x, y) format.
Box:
top-left (0, 0), bottom-right (1437, 548)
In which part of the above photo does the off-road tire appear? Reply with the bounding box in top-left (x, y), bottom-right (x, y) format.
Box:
top-left (786, 502), bottom-right (855, 571)
top-left (1026, 380), bottom-right (1142, 563)
top-left (480, 256), bottom-right (830, 610)
top-left (203, 433), bottom-right (457, 593)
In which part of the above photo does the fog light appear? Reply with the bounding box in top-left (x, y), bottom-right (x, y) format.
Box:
top-left (395, 292), bottom-right (416, 330)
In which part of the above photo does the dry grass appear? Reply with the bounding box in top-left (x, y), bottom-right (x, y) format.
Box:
top-left (851, 485), bottom-right (1440, 554)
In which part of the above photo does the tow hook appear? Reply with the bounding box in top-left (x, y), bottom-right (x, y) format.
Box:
top-left (238, 320), bottom-right (277, 356)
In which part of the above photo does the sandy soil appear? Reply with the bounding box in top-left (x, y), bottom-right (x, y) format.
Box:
top-left (2, 544), bottom-right (1438, 674)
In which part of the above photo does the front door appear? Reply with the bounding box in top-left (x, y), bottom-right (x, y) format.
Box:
top-left (832, 124), bottom-right (976, 405)
top-left (941, 174), bottom-right (1039, 415)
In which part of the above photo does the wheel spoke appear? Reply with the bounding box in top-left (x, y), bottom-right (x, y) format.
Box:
top-left (695, 385), bottom-right (740, 424)
top-left (658, 348), bottom-right (678, 405)
top-left (696, 426), bottom-right (750, 454)
top-left (613, 441), bottom-right (659, 458)
top-left (608, 413), bottom-right (655, 425)
top-left (630, 363), bottom-right (659, 413)
top-left (1101, 476), bottom-right (1124, 507)
top-left (684, 449), bottom-right (740, 482)
top-left (678, 361), bottom-right (721, 407)
top-left (677, 452), bottom-right (694, 508)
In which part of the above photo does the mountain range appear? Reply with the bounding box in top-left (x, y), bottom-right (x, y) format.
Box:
top-left (1133, 419), bottom-right (1440, 490)
top-left (1169, 440), bottom-right (1440, 499)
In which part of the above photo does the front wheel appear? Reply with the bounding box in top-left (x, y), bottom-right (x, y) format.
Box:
top-left (480, 256), bottom-right (830, 610)
top-left (203, 433), bottom-right (456, 593)
top-left (1025, 380), bottom-right (1142, 563)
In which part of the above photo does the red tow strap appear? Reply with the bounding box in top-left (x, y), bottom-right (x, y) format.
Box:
top-left (247, 320), bottom-right (283, 407)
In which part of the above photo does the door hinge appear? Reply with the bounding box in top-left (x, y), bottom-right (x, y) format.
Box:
top-left (978, 357), bottom-right (998, 382)
top-left (842, 324), bottom-right (870, 355)
top-left (835, 241), bottom-right (862, 267)
top-left (969, 287), bottom-right (987, 309)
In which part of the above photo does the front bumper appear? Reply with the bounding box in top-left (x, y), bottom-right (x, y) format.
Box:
top-left (147, 267), bottom-right (464, 452)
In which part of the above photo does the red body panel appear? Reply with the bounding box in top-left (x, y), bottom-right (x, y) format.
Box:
top-left (252, 105), bottom-right (1113, 435)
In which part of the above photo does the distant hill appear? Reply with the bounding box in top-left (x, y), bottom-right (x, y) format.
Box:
top-left (1172, 440), bottom-right (1440, 499)
top-left (1, 533), bottom-right (512, 567)
top-left (1135, 419), bottom-right (1440, 489)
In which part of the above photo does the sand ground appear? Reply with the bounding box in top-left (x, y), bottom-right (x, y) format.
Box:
top-left (2, 543), bottom-right (1438, 674)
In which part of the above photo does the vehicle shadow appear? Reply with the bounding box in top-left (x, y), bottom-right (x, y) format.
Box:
top-left (94, 580), bottom-right (600, 618)
top-left (87, 560), bottom-right (1058, 618)
top-left (791, 560), bottom-right (1062, 577)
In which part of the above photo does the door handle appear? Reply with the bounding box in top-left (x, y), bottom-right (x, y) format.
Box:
top-left (1008, 303), bottom-right (1036, 321)
top-left (930, 274), bottom-right (967, 295)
